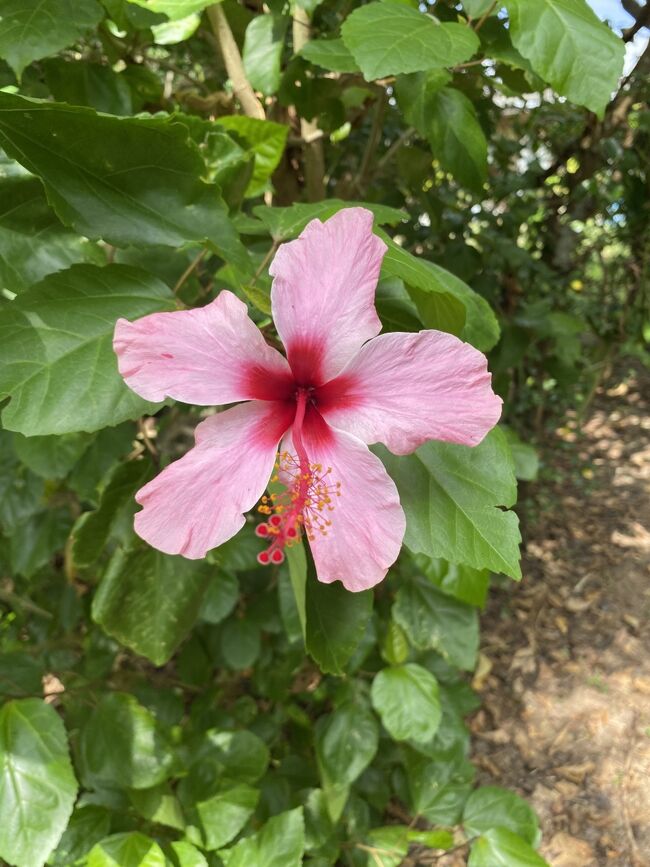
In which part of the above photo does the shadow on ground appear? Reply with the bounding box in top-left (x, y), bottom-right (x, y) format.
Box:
top-left (470, 364), bottom-right (650, 867)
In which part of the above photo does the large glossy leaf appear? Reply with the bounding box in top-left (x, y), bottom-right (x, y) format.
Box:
top-left (0, 177), bottom-right (101, 293)
top-left (93, 545), bottom-right (211, 665)
top-left (183, 784), bottom-right (260, 851)
top-left (0, 699), bottom-right (78, 867)
top-left (79, 693), bottom-right (174, 790)
top-left (341, 4), bottom-right (478, 79)
top-left (393, 578), bottom-right (479, 670)
top-left (221, 807), bottom-right (305, 867)
top-left (0, 263), bottom-right (174, 436)
top-left (0, 0), bottom-right (104, 78)
top-left (504, 0), bottom-right (624, 116)
top-left (371, 664), bottom-right (442, 744)
top-left (380, 237), bottom-right (499, 351)
top-left (378, 429), bottom-right (521, 579)
top-left (0, 94), bottom-right (246, 265)
top-left (468, 828), bottom-right (549, 867)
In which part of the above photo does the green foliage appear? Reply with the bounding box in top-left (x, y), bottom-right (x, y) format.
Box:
top-left (0, 0), bottom-right (638, 863)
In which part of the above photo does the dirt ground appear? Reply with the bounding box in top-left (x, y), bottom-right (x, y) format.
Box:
top-left (469, 363), bottom-right (650, 867)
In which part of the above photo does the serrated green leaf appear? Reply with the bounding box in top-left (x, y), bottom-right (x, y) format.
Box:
top-left (502, 427), bottom-right (540, 481)
top-left (341, 4), bottom-right (479, 80)
top-left (371, 664), bottom-right (441, 744)
top-left (49, 806), bottom-right (111, 867)
top-left (504, 0), bottom-right (624, 116)
top-left (412, 554), bottom-right (490, 609)
top-left (378, 429), bottom-right (521, 579)
top-left (316, 703), bottom-right (379, 791)
top-left (300, 38), bottom-right (360, 73)
top-left (185, 784), bottom-right (260, 850)
top-left (468, 827), bottom-right (549, 867)
top-left (0, 0), bottom-right (104, 78)
top-left (393, 578), bottom-right (479, 670)
top-left (0, 699), bottom-right (78, 867)
top-left (380, 236), bottom-right (499, 351)
top-left (169, 841), bottom-right (208, 867)
top-left (93, 545), bottom-right (211, 665)
top-left (0, 263), bottom-right (174, 436)
top-left (0, 94), bottom-right (247, 266)
top-left (79, 693), bottom-right (174, 790)
top-left (12, 432), bottom-right (92, 480)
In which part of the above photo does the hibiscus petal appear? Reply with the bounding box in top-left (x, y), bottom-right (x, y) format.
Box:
top-left (316, 331), bottom-right (502, 455)
top-left (284, 409), bottom-right (405, 592)
top-left (114, 290), bottom-right (293, 404)
top-left (269, 207), bottom-right (386, 385)
top-left (134, 400), bottom-right (294, 559)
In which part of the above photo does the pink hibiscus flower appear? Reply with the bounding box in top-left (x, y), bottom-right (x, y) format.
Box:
top-left (113, 208), bottom-right (501, 591)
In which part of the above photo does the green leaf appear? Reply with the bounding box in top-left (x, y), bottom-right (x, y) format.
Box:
top-left (412, 554), bottom-right (490, 608)
top-left (198, 571), bottom-right (239, 624)
top-left (364, 826), bottom-right (408, 867)
top-left (243, 14), bottom-right (288, 96)
top-left (79, 693), bottom-right (174, 790)
top-left (0, 0), bottom-right (104, 78)
top-left (185, 784), bottom-right (260, 850)
top-left (463, 786), bottom-right (540, 846)
top-left (371, 664), bottom-right (441, 744)
top-left (306, 577), bottom-right (373, 675)
top-left (285, 537), bottom-right (307, 641)
top-left (169, 842), bottom-right (208, 867)
top-left (221, 619), bottom-right (261, 669)
top-left (0, 699), bottom-right (78, 867)
top-left (221, 807), bottom-right (305, 867)
top-left (182, 729), bottom-right (269, 789)
top-left (0, 263), bottom-right (174, 436)
top-left (130, 784), bottom-right (185, 830)
top-left (49, 806), bottom-right (110, 867)
top-left (253, 200), bottom-right (405, 241)
top-left (393, 578), bottom-right (479, 670)
top-left (502, 427), bottom-right (539, 481)
top-left (421, 87), bottom-right (488, 192)
top-left (468, 828), bottom-right (549, 867)
top-left (93, 545), bottom-right (211, 665)
top-left (300, 38), bottom-right (360, 73)
top-left (463, 0), bottom-right (496, 15)
top-left (10, 508), bottom-right (71, 578)
top-left (71, 460), bottom-right (153, 568)
top-left (378, 429), bottom-right (522, 580)
top-left (217, 116), bottom-right (288, 198)
top-left (504, 0), bottom-right (625, 116)
top-left (395, 70), bottom-right (451, 132)
top-left (44, 58), bottom-right (133, 115)
top-left (341, 4), bottom-right (479, 80)
top-left (0, 177), bottom-right (101, 294)
top-left (0, 432), bottom-right (44, 532)
top-left (0, 653), bottom-right (43, 699)
top-left (403, 745), bottom-right (474, 825)
top-left (87, 832), bottom-right (167, 867)
top-left (126, 0), bottom-right (216, 20)
top-left (315, 702), bottom-right (379, 790)
top-left (380, 236), bottom-right (499, 351)
top-left (12, 432), bottom-right (91, 480)
top-left (0, 94), bottom-right (246, 265)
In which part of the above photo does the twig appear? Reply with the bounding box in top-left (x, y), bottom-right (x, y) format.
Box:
top-left (354, 91), bottom-right (387, 193)
top-left (0, 588), bottom-right (53, 620)
top-left (254, 241), bottom-right (279, 282)
top-left (292, 8), bottom-right (326, 201)
top-left (376, 126), bottom-right (415, 174)
top-left (173, 248), bottom-right (208, 294)
top-left (474, 1), bottom-right (497, 31)
top-left (207, 4), bottom-right (265, 119)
